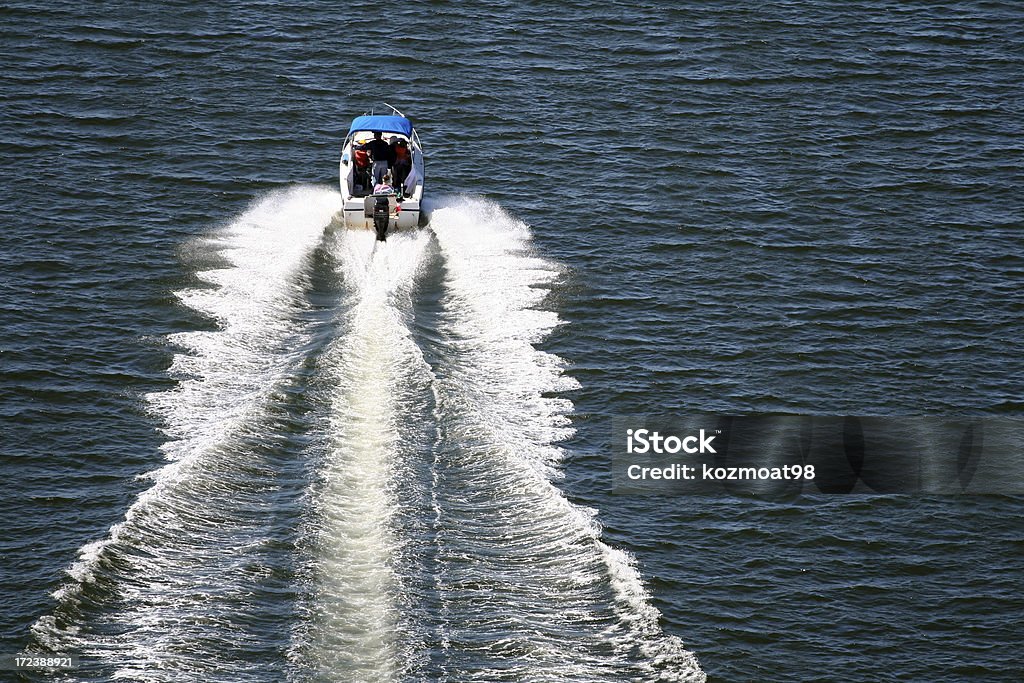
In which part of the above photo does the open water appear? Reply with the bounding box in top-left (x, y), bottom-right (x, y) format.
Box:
top-left (2, 1), bottom-right (1023, 681)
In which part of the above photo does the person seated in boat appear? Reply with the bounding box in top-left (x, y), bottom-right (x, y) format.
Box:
top-left (374, 172), bottom-right (395, 195)
top-left (366, 131), bottom-right (394, 185)
top-left (390, 137), bottom-right (412, 197)
top-left (351, 141), bottom-right (371, 195)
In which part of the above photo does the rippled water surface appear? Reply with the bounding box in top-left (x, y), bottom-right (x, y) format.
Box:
top-left (3, 1), bottom-right (1023, 681)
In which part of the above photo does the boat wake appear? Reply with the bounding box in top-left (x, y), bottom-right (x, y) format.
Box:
top-left (29, 185), bottom-right (342, 680)
top-left (290, 227), bottom-right (436, 682)
top-left (29, 189), bottom-right (704, 682)
top-left (426, 198), bottom-right (703, 682)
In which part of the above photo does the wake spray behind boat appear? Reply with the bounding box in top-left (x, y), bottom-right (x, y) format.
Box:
top-left (339, 104), bottom-right (426, 241)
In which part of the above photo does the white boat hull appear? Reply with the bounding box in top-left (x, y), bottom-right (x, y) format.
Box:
top-left (338, 116), bottom-right (426, 236)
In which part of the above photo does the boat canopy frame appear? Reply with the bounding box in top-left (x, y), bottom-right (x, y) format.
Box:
top-left (347, 115), bottom-right (413, 137)
top-left (344, 103), bottom-right (422, 151)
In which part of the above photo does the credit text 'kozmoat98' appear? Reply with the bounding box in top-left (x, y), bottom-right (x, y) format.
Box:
top-left (623, 428), bottom-right (816, 482)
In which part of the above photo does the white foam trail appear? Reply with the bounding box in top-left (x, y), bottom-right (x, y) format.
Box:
top-left (31, 186), bottom-right (340, 679)
top-left (293, 228), bottom-right (433, 682)
top-left (154, 185), bottom-right (341, 451)
top-left (428, 197), bottom-right (705, 682)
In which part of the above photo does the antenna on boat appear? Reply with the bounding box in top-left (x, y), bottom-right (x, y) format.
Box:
top-left (384, 102), bottom-right (406, 118)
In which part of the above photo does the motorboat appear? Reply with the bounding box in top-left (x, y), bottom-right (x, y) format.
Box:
top-left (339, 104), bottom-right (425, 241)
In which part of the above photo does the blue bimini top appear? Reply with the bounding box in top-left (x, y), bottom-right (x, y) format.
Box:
top-left (348, 115), bottom-right (414, 137)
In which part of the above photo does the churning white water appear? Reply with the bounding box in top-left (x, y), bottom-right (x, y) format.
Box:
top-left (30, 190), bottom-right (703, 683)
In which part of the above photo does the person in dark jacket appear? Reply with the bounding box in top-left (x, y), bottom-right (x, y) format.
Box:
top-left (366, 131), bottom-right (394, 185)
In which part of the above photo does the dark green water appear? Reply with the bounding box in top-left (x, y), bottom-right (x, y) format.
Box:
top-left (2, 1), bottom-right (1022, 680)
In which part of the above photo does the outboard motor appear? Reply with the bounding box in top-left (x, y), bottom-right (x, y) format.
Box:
top-left (373, 195), bottom-right (390, 241)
